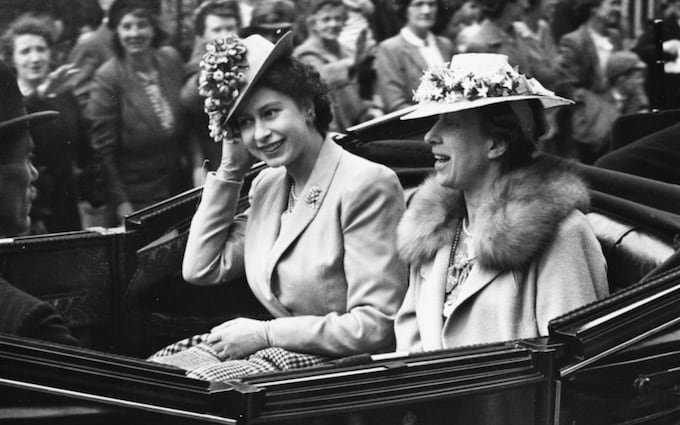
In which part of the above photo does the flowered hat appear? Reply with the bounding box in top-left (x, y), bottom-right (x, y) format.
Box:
top-left (199, 31), bottom-right (293, 143)
top-left (401, 53), bottom-right (572, 120)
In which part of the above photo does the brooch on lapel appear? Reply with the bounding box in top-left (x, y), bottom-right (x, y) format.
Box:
top-left (305, 186), bottom-right (323, 209)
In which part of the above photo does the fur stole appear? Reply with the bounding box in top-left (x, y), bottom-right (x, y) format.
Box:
top-left (398, 156), bottom-right (590, 270)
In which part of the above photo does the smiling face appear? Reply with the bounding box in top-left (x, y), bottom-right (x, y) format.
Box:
top-left (234, 87), bottom-right (318, 169)
top-left (0, 129), bottom-right (39, 237)
top-left (425, 109), bottom-right (494, 190)
top-left (116, 12), bottom-right (154, 56)
top-left (202, 14), bottom-right (240, 42)
top-left (406, 0), bottom-right (437, 34)
top-left (594, 0), bottom-right (621, 28)
top-left (310, 4), bottom-right (346, 42)
top-left (12, 34), bottom-right (51, 87)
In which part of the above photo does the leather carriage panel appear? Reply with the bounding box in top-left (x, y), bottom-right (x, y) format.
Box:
top-left (0, 231), bottom-right (124, 350)
top-left (587, 212), bottom-right (676, 293)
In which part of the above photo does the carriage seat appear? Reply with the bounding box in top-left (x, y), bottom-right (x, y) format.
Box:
top-left (586, 211), bottom-right (677, 293)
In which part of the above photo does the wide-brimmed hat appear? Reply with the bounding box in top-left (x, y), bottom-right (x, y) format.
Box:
top-left (0, 60), bottom-right (57, 134)
top-left (401, 53), bottom-right (572, 120)
top-left (199, 31), bottom-right (293, 143)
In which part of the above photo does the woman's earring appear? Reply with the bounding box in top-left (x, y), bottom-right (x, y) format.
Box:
top-left (306, 109), bottom-right (316, 124)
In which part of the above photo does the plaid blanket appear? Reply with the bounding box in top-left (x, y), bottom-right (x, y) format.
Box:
top-left (149, 333), bottom-right (329, 382)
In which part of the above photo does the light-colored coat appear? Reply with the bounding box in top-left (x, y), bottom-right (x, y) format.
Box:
top-left (374, 33), bottom-right (455, 113)
top-left (183, 139), bottom-right (407, 356)
top-left (395, 157), bottom-right (609, 352)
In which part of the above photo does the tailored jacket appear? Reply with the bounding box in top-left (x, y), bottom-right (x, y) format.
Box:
top-left (557, 25), bottom-right (623, 96)
top-left (0, 277), bottom-right (79, 346)
top-left (183, 139), bottom-right (408, 356)
top-left (394, 156), bottom-right (609, 352)
top-left (293, 37), bottom-right (369, 132)
top-left (86, 47), bottom-right (187, 210)
top-left (374, 32), bottom-right (455, 113)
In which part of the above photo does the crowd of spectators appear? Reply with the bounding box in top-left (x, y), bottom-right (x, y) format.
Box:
top-left (0, 0), bottom-right (678, 234)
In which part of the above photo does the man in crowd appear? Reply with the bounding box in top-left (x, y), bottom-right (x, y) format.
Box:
top-left (0, 60), bottom-right (78, 346)
top-left (181, 0), bottom-right (242, 186)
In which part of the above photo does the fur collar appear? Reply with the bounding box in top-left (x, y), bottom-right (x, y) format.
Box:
top-left (398, 156), bottom-right (590, 270)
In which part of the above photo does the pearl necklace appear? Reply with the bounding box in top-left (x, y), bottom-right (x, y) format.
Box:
top-left (287, 181), bottom-right (298, 213)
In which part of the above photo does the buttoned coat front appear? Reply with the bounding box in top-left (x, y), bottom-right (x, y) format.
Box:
top-left (183, 139), bottom-right (408, 356)
top-left (394, 158), bottom-right (609, 352)
top-left (374, 33), bottom-right (455, 113)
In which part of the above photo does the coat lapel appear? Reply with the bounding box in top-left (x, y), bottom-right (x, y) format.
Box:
top-left (265, 138), bottom-right (343, 281)
top-left (399, 36), bottom-right (428, 74)
top-left (442, 264), bottom-right (502, 329)
top-left (417, 245), bottom-right (448, 351)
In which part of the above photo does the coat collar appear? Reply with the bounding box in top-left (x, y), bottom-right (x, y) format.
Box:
top-left (265, 137), bottom-right (343, 280)
top-left (398, 155), bottom-right (590, 271)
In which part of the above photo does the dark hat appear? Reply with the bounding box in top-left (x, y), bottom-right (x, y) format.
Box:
top-left (0, 60), bottom-right (57, 134)
top-left (239, 0), bottom-right (296, 37)
top-left (107, 0), bottom-right (157, 29)
top-left (605, 51), bottom-right (646, 81)
top-left (308, 0), bottom-right (344, 14)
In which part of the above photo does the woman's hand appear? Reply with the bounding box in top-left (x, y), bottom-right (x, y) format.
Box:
top-left (216, 133), bottom-right (256, 181)
top-left (36, 63), bottom-right (79, 98)
top-left (207, 318), bottom-right (270, 360)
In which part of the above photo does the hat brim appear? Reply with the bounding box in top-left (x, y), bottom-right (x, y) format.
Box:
top-left (0, 110), bottom-right (59, 132)
top-left (225, 31), bottom-right (294, 123)
top-left (401, 95), bottom-right (573, 120)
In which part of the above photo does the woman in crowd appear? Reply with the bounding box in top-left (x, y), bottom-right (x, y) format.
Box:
top-left (294, 0), bottom-right (376, 132)
top-left (1, 16), bottom-right (85, 233)
top-left (394, 53), bottom-right (609, 352)
top-left (374, 0), bottom-right (455, 113)
top-left (86, 0), bottom-right (187, 225)
top-left (150, 33), bottom-right (406, 381)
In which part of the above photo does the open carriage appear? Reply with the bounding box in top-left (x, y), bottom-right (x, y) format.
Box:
top-left (1, 109), bottom-right (680, 425)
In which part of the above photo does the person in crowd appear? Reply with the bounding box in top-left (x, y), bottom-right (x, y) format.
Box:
top-left (551, 0), bottom-right (579, 42)
top-left (67, 0), bottom-right (117, 110)
top-left (633, 0), bottom-right (680, 109)
top-left (239, 0), bottom-right (300, 43)
top-left (554, 0), bottom-right (623, 161)
top-left (294, 0), bottom-right (378, 132)
top-left (0, 16), bottom-right (85, 233)
top-left (337, 0), bottom-right (377, 57)
top-left (394, 53), bottom-right (608, 352)
top-left (441, 1), bottom-right (481, 52)
top-left (569, 51), bottom-right (648, 164)
top-left (557, 0), bottom-right (623, 97)
top-left (374, 0), bottom-right (455, 113)
top-left (86, 0), bottom-right (188, 225)
top-left (183, 0), bottom-right (242, 186)
top-left (149, 33), bottom-right (406, 381)
top-left (464, 0), bottom-right (559, 89)
top-left (0, 59), bottom-right (79, 346)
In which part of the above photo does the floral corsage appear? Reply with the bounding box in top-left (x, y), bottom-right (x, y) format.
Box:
top-left (199, 35), bottom-right (248, 143)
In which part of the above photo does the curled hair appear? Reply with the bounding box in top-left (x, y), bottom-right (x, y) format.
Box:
top-left (110, 8), bottom-right (165, 57)
top-left (0, 16), bottom-right (54, 65)
top-left (252, 56), bottom-right (333, 137)
top-left (193, 0), bottom-right (242, 36)
top-left (478, 100), bottom-right (546, 173)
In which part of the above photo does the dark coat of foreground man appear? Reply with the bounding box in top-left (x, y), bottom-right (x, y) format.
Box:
top-left (0, 59), bottom-right (78, 346)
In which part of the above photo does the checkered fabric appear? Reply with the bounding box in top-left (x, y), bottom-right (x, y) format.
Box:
top-left (148, 334), bottom-right (329, 382)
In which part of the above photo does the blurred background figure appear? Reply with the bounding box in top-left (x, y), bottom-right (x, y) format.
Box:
top-left (441, 0), bottom-right (481, 52)
top-left (338, 0), bottom-right (377, 56)
top-left (86, 0), bottom-right (188, 226)
top-left (183, 0), bottom-right (242, 186)
top-left (465, 0), bottom-right (558, 88)
top-left (374, 0), bottom-right (455, 112)
top-left (553, 0), bottom-right (624, 162)
top-left (295, 0), bottom-right (379, 131)
top-left (240, 0), bottom-right (300, 43)
top-left (633, 0), bottom-right (680, 109)
top-left (604, 51), bottom-right (648, 115)
top-left (0, 59), bottom-right (79, 346)
top-left (1, 15), bottom-right (86, 234)
top-left (67, 0), bottom-right (117, 110)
